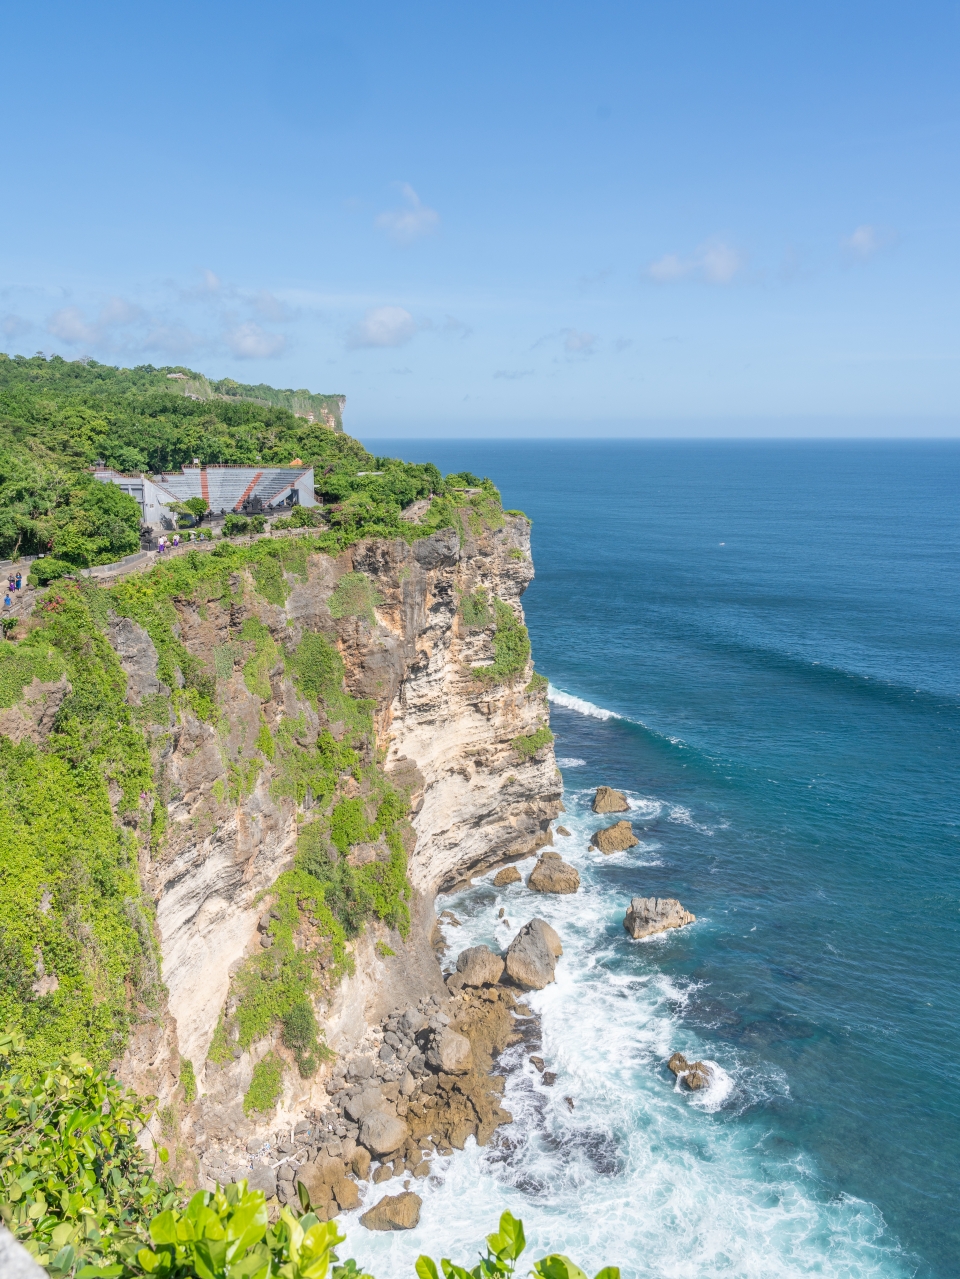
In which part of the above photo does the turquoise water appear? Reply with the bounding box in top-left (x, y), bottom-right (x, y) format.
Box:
top-left (347, 440), bottom-right (960, 1278)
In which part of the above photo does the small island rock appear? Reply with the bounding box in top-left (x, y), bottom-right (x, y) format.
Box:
top-left (556, 826), bottom-right (571, 836)
top-left (593, 821), bottom-right (639, 853)
top-left (493, 866), bottom-right (522, 887)
top-left (360, 1191), bottom-right (422, 1231)
top-left (624, 896), bottom-right (695, 939)
top-left (505, 918), bottom-right (563, 990)
top-left (593, 786), bottom-right (629, 813)
top-left (527, 850), bottom-right (580, 895)
top-left (456, 944), bottom-right (505, 987)
top-left (667, 1051), bottom-right (712, 1090)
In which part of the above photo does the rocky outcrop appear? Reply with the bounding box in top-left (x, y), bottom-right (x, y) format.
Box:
top-left (504, 919), bottom-right (563, 990)
top-left (593, 820), bottom-right (638, 853)
top-left (527, 850), bottom-right (579, 894)
top-left (360, 1191), bottom-right (422, 1231)
top-left (667, 1052), bottom-right (712, 1090)
top-left (493, 865), bottom-right (522, 886)
top-left (592, 786), bottom-right (629, 813)
top-left (624, 897), bottom-right (695, 939)
top-left (456, 945), bottom-right (505, 987)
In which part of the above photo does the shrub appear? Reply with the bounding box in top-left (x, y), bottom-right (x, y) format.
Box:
top-left (223, 513), bottom-right (250, 536)
top-left (0, 1035), bottom-right (170, 1276)
top-left (328, 571), bottom-right (381, 627)
top-left (243, 1051), bottom-right (284, 1115)
top-left (511, 726), bottom-right (554, 758)
top-left (179, 1058), bottom-right (196, 1104)
top-left (28, 557), bottom-right (74, 586)
top-left (526, 671), bottom-right (549, 693)
top-left (459, 588), bottom-right (491, 629)
top-left (473, 600), bottom-right (530, 686)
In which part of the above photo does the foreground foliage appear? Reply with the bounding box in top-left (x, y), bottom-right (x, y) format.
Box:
top-left (1, 1044), bottom-right (614, 1279)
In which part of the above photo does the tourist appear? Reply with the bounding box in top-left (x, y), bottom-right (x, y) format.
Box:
top-left (158, 536), bottom-right (166, 555)
top-left (15, 572), bottom-right (21, 590)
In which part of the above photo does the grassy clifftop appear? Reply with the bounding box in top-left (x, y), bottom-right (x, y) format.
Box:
top-left (0, 353), bottom-right (498, 569)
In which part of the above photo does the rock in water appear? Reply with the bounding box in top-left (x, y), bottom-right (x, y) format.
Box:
top-left (493, 865), bottom-right (522, 886)
top-left (624, 896), bottom-right (695, 939)
top-left (360, 1111), bottom-right (411, 1156)
top-left (666, 1051), bottom-right (711, 1090)
top-left (593, 821), bottom-right (639, 852)
top-left (556, 826), bottom-right (571, 836)
top-left (593, 786), bottom-right (629, 813)
top-left (456, 944), bottom-right (505, 987)
top-left (527, 850), bottom-right (580, 894)
top-left (505, 918), bottom-right (563, 990)
top-left (360, 1191), bottom-right (423, 1231)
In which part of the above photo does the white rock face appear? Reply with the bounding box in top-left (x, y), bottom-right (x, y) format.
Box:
top-left (624, 896), bottom-right (696, 940)
top-left (108, 517), bottom-right (560, 1141)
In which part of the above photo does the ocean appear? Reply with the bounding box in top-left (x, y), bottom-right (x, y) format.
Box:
top-left (345, 440), bottom-right (960, 1279)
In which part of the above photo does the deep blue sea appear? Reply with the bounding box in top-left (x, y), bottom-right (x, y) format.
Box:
top-left (348, 441), bottom-right (960, 1279)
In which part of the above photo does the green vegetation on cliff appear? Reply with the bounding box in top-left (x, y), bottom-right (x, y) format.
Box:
top-left (0, 352), bottom-right (503, 571)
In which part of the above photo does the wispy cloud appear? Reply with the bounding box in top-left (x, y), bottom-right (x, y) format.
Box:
top-left (224, 322), bottom-right (286, 359)
top-left (493, 368), bottom-right (534, 380)
top-left (443, 314), bottom-right (472, 338)
top-left (647, 238), bottom-right (745, 285)
top-left (376, 184), bottom-right (440, 245)
top-left (842, 224), bottom-right (895, 261)
top-left (47, 297), bottom-right (144, 347)
top-left (1, 315), bottom-right (32, 341)
top-left (563, 329), bottom-right (597, 354)
top-left (348, 305), bottom-right (418, 348)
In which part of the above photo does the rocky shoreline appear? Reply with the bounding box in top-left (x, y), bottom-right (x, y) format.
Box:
top-left (194, 783), bottom-right (698, 1230)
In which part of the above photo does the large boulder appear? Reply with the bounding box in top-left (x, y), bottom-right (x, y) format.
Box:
top-left (244, 1163), bottom-right (277, 1198)
top-left (527, 850), bottom-right (580, 895)
top-left (593, 786), bottom-right (629, 813)
top-left (434, 1023), bottom-right (472, 1074)
top-left (593, 821), bottom-right (638, 853)
top-left (360, 1191), bottom-right (422, 1231)
top-left (359, 1110), bottom-right (410, 1156)
top-left (344, 1086), bottom-right (385, 1122)
top-left (456, 944), bottom-right (505, 987)
top-left (504, 918), bottom-right (563, 990)
top-left (493, 865), bottom-right (522, 887)
top-left (295, 1164), bottom-right (332, 1210)
top-left (624, 897), bottom-right (695, 939)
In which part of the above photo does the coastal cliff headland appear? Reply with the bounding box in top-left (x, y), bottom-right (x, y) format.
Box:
top-left (0, 355), bottom-right (562, 1228)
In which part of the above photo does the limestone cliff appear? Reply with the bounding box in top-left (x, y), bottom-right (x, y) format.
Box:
top-left (107, 514), bottom-right (560, 1153)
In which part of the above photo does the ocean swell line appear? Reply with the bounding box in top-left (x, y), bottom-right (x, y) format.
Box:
top-left (547, 684), bottom-right (622, 720)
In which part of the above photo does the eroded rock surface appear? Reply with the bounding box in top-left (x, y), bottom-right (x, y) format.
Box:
top-left (593, 820), bottom-right (639, 853)
top-left (592, 786), bottom-right (629, 813)
top-left (527, 850), bottom-right (580, 894)
top-left (360, 1191), bottom-right (422, 1231)
top-left (624, 897), bottom-right (695, 939)
top-left (456, 944), bottom-right (505, 987)
top-left (493, 865), bottom-right (522, 887)
top-left (504, 918), bottom-right (563, 990)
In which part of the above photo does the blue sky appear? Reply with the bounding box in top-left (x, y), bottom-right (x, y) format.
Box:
top-left (2, 0), bottom-right (958, 436)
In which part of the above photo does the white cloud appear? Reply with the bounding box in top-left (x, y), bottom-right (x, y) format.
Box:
top-left (647, 238), bottom-right (746, 285)
top-left (252, 290), bottom-right (292, 322)
top-left (47, 306), bottom-right (101, 345)
top-left (376, 184), bottom-right (440, 245)
top-left (842, 224), bottom-right (893, 260)
top-left (348, 305), bottom-right (418, 348)
top-left (225, 322), bottom-right (286, 359)
top-left (563, 329), bottom-right (597, 354)
top-left (2, 314), bottom-right (32, 341)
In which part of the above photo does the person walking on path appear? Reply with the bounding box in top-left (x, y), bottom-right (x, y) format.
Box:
top-left (15, 573), bottom-right (21, 590)
top-left (158, 536), bottom-right (166, 555)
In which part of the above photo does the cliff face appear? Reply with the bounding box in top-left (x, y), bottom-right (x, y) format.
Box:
top-left (109, 515), bottom-right (559, 1148)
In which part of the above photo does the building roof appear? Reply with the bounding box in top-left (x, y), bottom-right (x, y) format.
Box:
top-left (154, 466), bottom-right (312, 512)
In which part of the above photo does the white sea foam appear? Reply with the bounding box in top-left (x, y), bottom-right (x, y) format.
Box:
top-left (556, 757), bottom-right (586, 767)
top-left (547, 685), bottom-right (620, 720)
top-left (340, 764), bottom-right (910, 1278)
